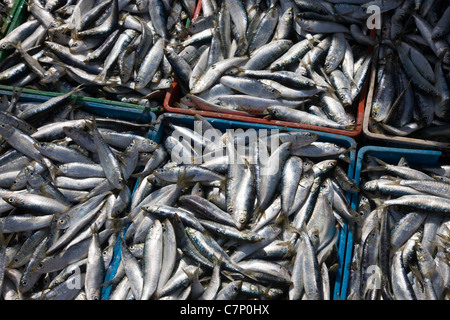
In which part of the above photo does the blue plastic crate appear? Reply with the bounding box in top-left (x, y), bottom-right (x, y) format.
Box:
top-left (339, 145), bottom-right (442, 300)
top-left (102, 112), bottom-right (358, 300)
top-left (0, 86), bottom-right (157, 299)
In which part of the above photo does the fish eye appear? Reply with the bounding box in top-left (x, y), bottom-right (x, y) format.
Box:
top-left (8, 197), bottom-right (14, 203)
top-left (38, 262), bottom-right (45, 269)
top-left (58, 219), bottom-right (65, 225)
top-left (239, 217), bottom-right (245, 223)
top-left (233, 286), bottom-right (239, 292)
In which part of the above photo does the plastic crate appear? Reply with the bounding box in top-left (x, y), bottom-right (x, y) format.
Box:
top-left (362, 63), bottom-right (450, 150)
top-left (164, 80), bottom-right (367, 140)
top-left (339, 145), bottom-right (443, 300)
top-left (102, 112), bottom-right (358, 300)
top-left (0, 1), bottom-right (169, 109)
top-left (0, 86), bottom-right (157, 298)
top-left (162, 16), bottom-right (376, 141)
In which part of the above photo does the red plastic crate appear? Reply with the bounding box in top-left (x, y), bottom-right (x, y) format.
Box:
top-left (163, 7), bottom-right (375, 140)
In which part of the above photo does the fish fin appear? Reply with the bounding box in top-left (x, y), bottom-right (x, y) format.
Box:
top-left (181, 264), bottom-right (201, 282)
top-left (132, 171), bottom-right (149, 179)
top-left (94, 71), bottom-right (108, 84)
top-left (371, 157), bottom-right (390, 168)
top-left (42, 158), bottom-right (62, 181)
top-left (176, 168), bottom-right (195, 189)
top-left (337, 151), bottom-right (351, 164)
top-left (343, 123), bottom-right (359, 131)
top-left (220, 270), bottom-right (235, 281)
top-left (382, 178), bottom-right (403, 186)
top-left (85, 117), bottom-right (98, 132)
top-left (238, 268), bottom-right (259, 282)
top-left (73, 193), bottom-right (89, 202)
top-left (361, 156), bottom-right (388, 172)
top-left (273, 212), bottom-right (289, 229)
top-left (436, 232), bottom-right (450, 246)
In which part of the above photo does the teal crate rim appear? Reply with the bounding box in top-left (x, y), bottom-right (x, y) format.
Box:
top-left (0, 84), bottom-right (162, 112)
top-left (102, 112), bottom-right (358, 300)
top-left (0, 86), bottom-right (157, 124)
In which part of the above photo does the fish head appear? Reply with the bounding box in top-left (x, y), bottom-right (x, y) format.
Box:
top-left (234, 211), bottom-right (249, 230)
top-left (0, 123), bottom-right (14, 138)
top-left (266, 106), bottom-right (284, 118)
top-left (2, 194), bottom-right (24, 206)
top-left (140, 139), bottom-right (158, 152)
top-left (361, 181), bottom-right (377, 192)
top-left (31, 256), bottom-right (54, 274)
top-left (56, 214), bottom-right (71, 229)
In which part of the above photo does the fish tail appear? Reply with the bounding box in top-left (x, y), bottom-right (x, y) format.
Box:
top-left (0, 232), bottom-right (13, 248)
top-left (43, 158), bottom-right (62, 181)
top-left (85, 118), bottom-right (98, 132)
top-left (344, 123), bottom-right (360, 131)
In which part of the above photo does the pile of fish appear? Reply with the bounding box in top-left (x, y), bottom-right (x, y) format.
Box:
top-left (347, 155), bottom-right (450, 300)
top-left (0, 0), bottom-right (379, 128)
top-left (102, 115), bottom-right (361, 300)
top-left (0, 0), bottom-right (201, 106)
top-left (175, 0), bottom-right (377, 131)
top-left (0, 86), bottom-right (360, 300)
top-left (0, 91), bottom-right (157, 300)
top-left (368, 0), bottom-right (450, 142)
